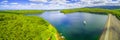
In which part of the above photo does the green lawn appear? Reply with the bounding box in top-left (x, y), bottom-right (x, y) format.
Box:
top-left (0, 14), bottom-right (57, 40)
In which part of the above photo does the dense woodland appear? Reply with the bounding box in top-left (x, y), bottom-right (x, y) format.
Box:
top-left (0, 14), bottom-right (57, 40)
top-left (0, 10), bottom-right (44, 14)
top-left (61, 8), bottom-right (120, 20)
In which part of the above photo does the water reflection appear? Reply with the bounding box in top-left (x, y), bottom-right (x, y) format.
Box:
top-left (33, 11), bottom-right (108, 40)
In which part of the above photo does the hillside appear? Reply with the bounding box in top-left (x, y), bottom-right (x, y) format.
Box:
top-left (61, 8), bottom-right (120, 20)
top-left (0, 14), bottom-right (58, 40)
top-left (0, 10), bottom-right (44, 14)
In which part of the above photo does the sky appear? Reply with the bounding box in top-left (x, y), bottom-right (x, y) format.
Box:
top-left (0, 0), bottom-right (120, 10)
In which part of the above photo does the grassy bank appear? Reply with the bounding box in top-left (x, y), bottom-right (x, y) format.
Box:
top-left (0, 14), bottom-right (58, 40)
top-left (61, 8), bottom-right (120, 20)
top-left (0, 10), bottom-right (44, 14)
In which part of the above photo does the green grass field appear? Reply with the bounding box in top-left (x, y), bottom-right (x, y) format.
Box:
top-left (0, 14), bottom-right (58, 40)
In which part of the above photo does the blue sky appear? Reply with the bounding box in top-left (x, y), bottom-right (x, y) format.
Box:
top-left (0, 0), bottom-right (120, 10)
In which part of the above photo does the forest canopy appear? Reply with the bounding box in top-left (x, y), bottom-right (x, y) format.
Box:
top-left (0, 14), bottom-right (57, 40)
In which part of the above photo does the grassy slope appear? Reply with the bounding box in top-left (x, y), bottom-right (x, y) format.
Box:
top-left (61, 8), bottom-right (120, 19)
top-left (0, 10), bottom-right (44, 14)
top-left (0, 14), bottom-right (57, 40)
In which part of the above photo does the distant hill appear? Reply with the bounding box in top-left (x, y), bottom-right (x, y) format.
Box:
top-left (87, 5), bottom-right (120, 9)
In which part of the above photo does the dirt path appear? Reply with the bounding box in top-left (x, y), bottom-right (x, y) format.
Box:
top-left (100, 14), bottom-right (120, 40)
top-left (104, 14), bottom-right (111, 40)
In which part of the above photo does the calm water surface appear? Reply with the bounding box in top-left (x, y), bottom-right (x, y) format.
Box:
top-left (29, 11), bottom-right (108, 40)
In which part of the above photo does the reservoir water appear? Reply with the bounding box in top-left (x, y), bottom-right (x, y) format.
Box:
top-left (28, 11), bottom-right (108, 40)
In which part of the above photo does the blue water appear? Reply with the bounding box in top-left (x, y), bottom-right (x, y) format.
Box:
top-left (39, 11), bottom-right (108, 40)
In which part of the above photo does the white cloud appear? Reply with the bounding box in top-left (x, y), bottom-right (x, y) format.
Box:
top-left (0, 0), bottom-right (8, 4)
top-left (0, 5), bottom-right (9, 7)
top-left (1, 0), bottom-right (8, 3)
top-left (10, 3), bottom-right (18, 5)
top-left (30, 3), bottom-right (37, 5)
top-left (29, 0), bottom-right (48, 2)
top-left (0, 3), bottom-right (67, 10)
top-left (0, 0), bottom-right (120, 10)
